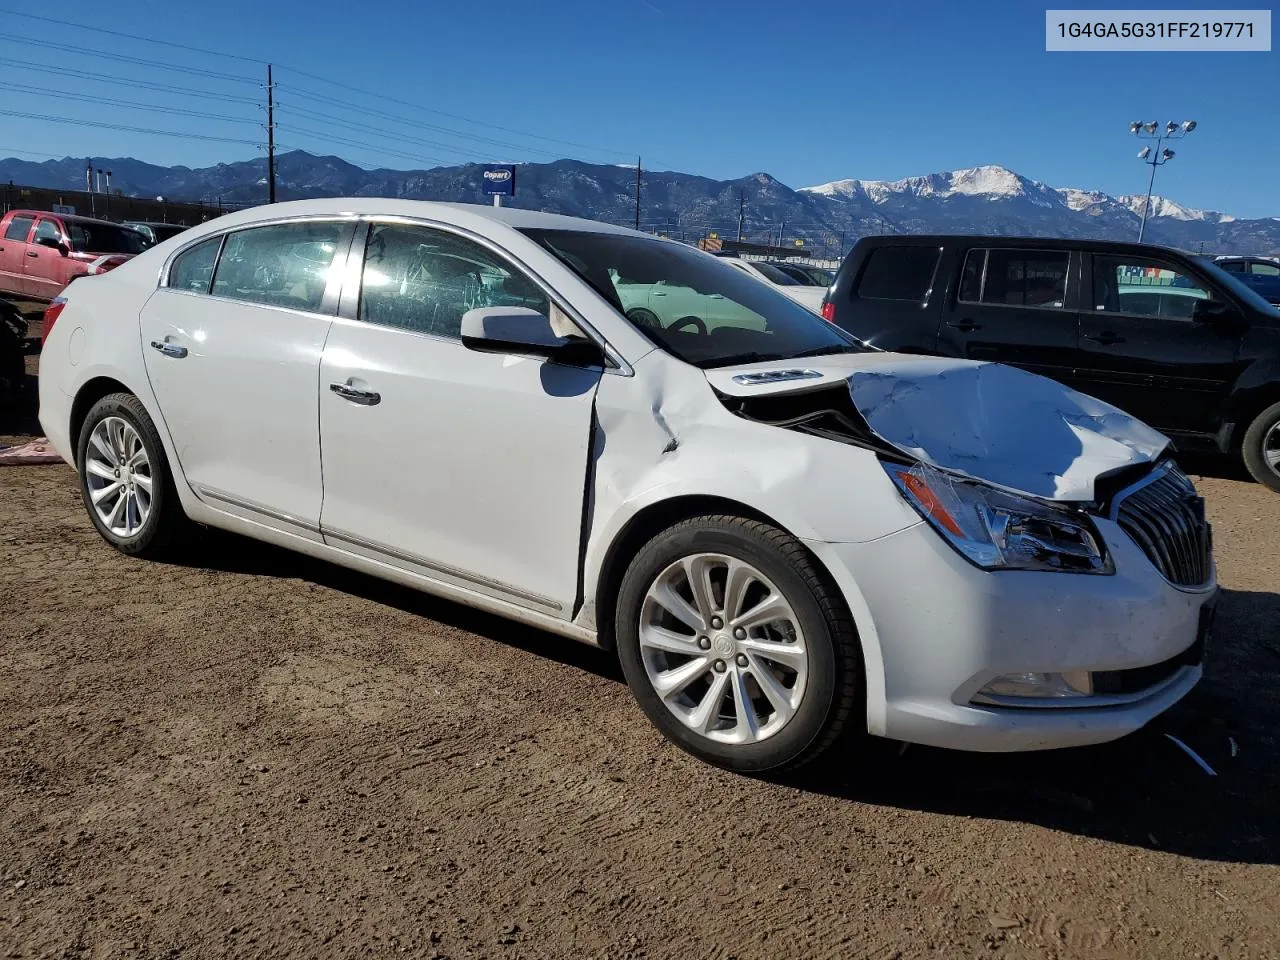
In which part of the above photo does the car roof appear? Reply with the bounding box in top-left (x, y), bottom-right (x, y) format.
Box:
top-left (850, 233), bottom-right (1189, 258)
top-left (5, 209), bottom-right (126, 228)
top-left (185, 198), bottom-right (640, 238)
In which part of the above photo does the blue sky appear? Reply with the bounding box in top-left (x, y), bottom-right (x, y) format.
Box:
top-left (0, 0), bottom-right (1275, 217)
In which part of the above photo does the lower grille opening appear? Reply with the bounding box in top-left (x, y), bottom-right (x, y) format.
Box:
top-left (1092, 636), bottom-right (1204, 696)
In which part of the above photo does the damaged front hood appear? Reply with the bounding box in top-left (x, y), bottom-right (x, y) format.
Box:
top-left (705, 353), bottom-right (1169, 502)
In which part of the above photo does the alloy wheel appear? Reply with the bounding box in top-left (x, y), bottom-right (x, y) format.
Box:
top-left (638, 553), bottom-right (809, 745)
top-left (85, 416), bottom-right (153, 538)
top-left (1265, 421), bottom-right (1280, 479)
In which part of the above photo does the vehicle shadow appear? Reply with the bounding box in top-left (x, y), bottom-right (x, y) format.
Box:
top-left (794, 586), bottom-right (1280, 866)
top-left (180, 531), bottom-right (1279, 864)
top-left (0, 299), bottom-right (43, 440)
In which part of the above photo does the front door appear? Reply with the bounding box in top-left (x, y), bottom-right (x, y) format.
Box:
top-left (0, 214), bottom-right (36, 297)
top-left (139, 219), bottom-right (353, 533)
top-left (24, 217), bottom-right (70, 300)
top-left (935, 246), bottom-right (1084, 391)
top-left (318, 221), bottom-right (602, 617)
top-left (1078, 253), bottom-right (1245, 438)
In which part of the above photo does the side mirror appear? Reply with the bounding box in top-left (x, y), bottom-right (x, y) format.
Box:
top-left (1191, 298), bottom-right (1237, 325)
top-left (36, 236), bottom-right (68, 255)
top-left (460, 307), bottom-right (604, 366)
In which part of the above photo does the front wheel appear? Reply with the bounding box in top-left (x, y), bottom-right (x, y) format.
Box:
top-left (1241, 400), bottom-right (1280, 494)
top-left (76, 392), bottom-right (194, 558)
top-left (615, 515), bottom-right (862, 773)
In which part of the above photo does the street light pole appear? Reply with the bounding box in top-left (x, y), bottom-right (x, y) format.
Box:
top-left (1131, 120), bottom-right (1196, 243)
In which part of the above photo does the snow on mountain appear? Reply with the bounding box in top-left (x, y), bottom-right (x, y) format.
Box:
top-left (802, 165), bottom-right (1039, 203)
top-left (1116, 195), bottom-right (1233, 223)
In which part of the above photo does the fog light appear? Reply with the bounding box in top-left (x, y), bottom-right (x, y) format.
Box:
top-left (976, 670), bottom-right (1093, 701)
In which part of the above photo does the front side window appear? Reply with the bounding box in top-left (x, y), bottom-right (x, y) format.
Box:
top-left (4, 215), bottom-right (34, 242)
top-left (856, 246), bottom-right (940, 301)
top-left (523, 229), bottom-right (862, 368)
top-left (66, 221), bottom-right (149, 255)
top-left (1218, 260), bottom-right (1246, 273)
top-left (210, 221), bottom-right (345, 312)
top-left (33, 219), bottom-right (62, 244)
top-left (966, 249), bottom-right (1069, 309)
top-left (168, 236), bottom-right (222, 294)
top-left (358, 223), bottom-right (548, 338)
top-left (1092, 256), bottom-right (1210, 321)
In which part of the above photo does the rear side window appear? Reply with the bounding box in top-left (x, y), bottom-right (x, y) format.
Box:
top-left (855, 246), bottom-right (940, 301)
top-left (4, 215), bottom-right (34, 242)
top-left (169, 237), bottom-right (222, 294)
top-left (1218, 260), bottom-right (1246, 273)
top-left (66, 222), bottom-right (149, 255)
top-left (960, 248), bottom-right (1069, 309)
top-left (1252, 261), bottom-right (1280, 277)
top-left (210, 221), bottom-right (345, 313)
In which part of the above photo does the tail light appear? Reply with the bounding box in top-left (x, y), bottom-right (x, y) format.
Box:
top-left (42, 296), bottom-right (68, 346)
top-left (820, 301), bottom-right (836, 323)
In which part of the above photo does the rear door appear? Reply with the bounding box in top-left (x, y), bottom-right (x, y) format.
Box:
top-left (0, 214), bottom-right (36, 297)
top-left (139, 219), bottom-right (354, 534)
top-left (1078, 253), bottom-right (1245, 436)
top-left (936, 246), bottom-right (1084, 389)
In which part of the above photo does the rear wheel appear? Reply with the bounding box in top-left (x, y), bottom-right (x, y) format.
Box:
top-left (76, 393), bottom-right (194, 557)
top-left (1241, 400), bottom-right (1280, 494)
top-left (615, 515), bottom-right (861, 773)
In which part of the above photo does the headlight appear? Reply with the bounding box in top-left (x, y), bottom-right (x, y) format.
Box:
top-left (883, 462), bottom-right (1112, 574)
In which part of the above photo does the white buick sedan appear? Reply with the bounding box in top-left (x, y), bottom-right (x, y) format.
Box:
top-left (38, 200), bottom-right (1218, 772)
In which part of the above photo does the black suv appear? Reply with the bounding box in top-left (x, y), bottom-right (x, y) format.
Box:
top-left (821, 235), bottom-right (1280, 492)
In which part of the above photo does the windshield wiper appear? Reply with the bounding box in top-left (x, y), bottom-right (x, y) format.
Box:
top-left (699, 351), bottom-right (783, 369)
top-left (789, 344), bottom-right (862, 359)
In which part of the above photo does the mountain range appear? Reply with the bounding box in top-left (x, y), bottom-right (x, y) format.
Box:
top-left (3, 151), bottom-right (1277, 256)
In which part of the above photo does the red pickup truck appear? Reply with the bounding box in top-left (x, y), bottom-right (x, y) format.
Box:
top-left (0, 209), bottom-right (147, 301)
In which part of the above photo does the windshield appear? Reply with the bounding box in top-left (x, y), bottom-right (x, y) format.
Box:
top-left (67, 221), bottom-right (148, 255)
top-left (802, 267), bottom-right (836, 286)
top-left (750, 261), bottom-right (801, 285)
top-left (523, 229), bottom-right (864, 368)
top-left (1195, 257), bottom-right (1280, 313)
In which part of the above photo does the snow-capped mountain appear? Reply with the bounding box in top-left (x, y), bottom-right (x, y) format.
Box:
top-left (1, 153), bottom-right (1276, 255)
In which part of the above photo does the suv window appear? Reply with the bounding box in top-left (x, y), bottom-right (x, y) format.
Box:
top-left (34, 219), bottom-right (62, 244)
top-left (1250, 261), bottom-right (1280, 277)
top-left (358, 223), bottom-right (548, 339)
top-left (961, 249), bottom-right (1069, 308)
top-left (169, 236), bottom-right (222, 294)
top-left (66, 221), bottom-right (149, 255)
top-left (1218, 260), bottom-right (1246, 273)
top-left (210, 221), bottom-right (345, 312)
top-left (3, 215), bottom-right (34, 242)
top-left (856, 246), bottom-right (940, 301)
top-left (1092, 256), bottom-right (1210, 321)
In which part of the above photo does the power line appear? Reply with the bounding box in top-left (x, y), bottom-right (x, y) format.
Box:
top-left (0, 56), bottom-right (261, 104)
top-left (0, 34), bottom-right (258, 85)
top-left (0, 109), bottom-right (263, 146)
top-left (0, 9), bottom-right (268, 65)
top-left (279, 100), bottom-right (502, 162)
top-left (0, 81), bottom-right (260, 126)
top-left (275, 124), bottom-right (461, 168)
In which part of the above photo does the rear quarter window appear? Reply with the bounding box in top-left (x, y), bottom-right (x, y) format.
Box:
top-left (855, 246), bottom-right (941, 301)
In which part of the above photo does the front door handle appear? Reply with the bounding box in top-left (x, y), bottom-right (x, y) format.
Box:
top-left (330, 381), bottom-right (381, 406)
top-left (946, 319), bottom-right (980, 332)
top-left (26, 250), bottom-right (39, 258)
top-left (1084, 332), bottom-right (1126, 346)
top-left (149, 339), bottom-right (188, 358)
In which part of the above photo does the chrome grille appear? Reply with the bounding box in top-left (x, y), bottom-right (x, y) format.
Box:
top-left (1111, 464), bottom-right (1211, 587)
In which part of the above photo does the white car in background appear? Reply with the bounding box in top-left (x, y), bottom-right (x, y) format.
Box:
top-left (721, 257), bottom-right (828, 314)
top-left (38, 199), bottom-right (1217, 773)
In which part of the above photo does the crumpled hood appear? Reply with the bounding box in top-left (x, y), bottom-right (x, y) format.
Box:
top-left (704, 353), bottom-right (1169, 502)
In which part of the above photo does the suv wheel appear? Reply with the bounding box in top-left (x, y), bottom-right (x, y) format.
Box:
top-left (1241, 400), bottom-right (1280, 494)
top-left (76, 393), bottom-right (194, 557)
top-left (615, 515), bottom-right (861, 773)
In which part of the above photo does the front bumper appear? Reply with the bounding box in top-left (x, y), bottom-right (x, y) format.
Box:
top-left (808, 517), bottom-right (1217, 752)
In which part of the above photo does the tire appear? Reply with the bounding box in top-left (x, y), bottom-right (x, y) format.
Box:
top-left (76, 392), bottom-right (195, 558)
top-left (1241, 400), bottom-right (1280, 494)
top-left (614, 515), bottom-right (861, 773)
top-left (625, 307), bottom-right (661, 330)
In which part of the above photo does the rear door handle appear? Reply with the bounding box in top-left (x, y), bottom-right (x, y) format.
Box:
top-left (149, 339), bottom-right (188, 358)
top-left (1084, 332), bottom-right (1126, 345)
top-left (330, 381), bottom-right (381, 405)
top-left (946, 320), bottom-right (980, 332)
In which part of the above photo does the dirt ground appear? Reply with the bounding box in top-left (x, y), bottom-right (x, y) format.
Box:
top-left (2, 298), bottom-right (1279, 959)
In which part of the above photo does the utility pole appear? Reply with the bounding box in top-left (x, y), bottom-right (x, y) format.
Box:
top-left (1129, 120), bottom-right (1195, 243)
top-left (736, 191), bottom-right (745, 243)
top-left (266, 64), bottom-right (277, 203)
top-left (633, 156), bottom-right (641, 231)
top-left (838, 229), bottom-right (845, 260)
top-left (776, 219), bottom-right (786, 251)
